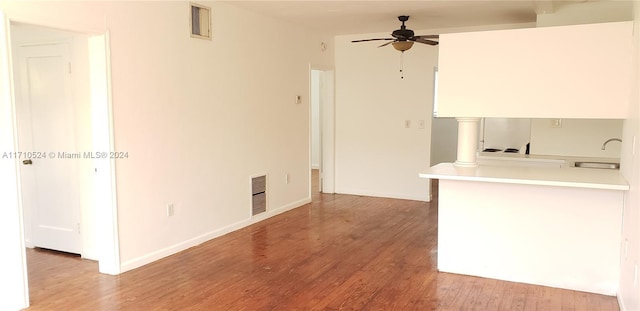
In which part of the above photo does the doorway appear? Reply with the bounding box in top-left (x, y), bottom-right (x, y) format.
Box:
top-left (310, 69), bottom-right (335, 197)
top-left (310, 69), bottom-right (322, 194)
top-left (0, 17), bottom-right (120, 308)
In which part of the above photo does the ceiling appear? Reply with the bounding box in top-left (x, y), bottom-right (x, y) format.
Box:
top-left (225, 1), bottom-right (552, 36)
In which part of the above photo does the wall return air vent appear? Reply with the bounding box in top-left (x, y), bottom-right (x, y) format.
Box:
top-left (190, 3), bottom-right (211, 39)
top-left (251, 175), bottom-right (267, 216)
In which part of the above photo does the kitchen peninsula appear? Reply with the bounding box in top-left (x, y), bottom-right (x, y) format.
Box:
top-left (420, 163), bottom-right (628, 295)
top-left (426, 18), bottom-right (633, 296)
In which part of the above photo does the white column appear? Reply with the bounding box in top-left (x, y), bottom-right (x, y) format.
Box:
top-left (455, 117), bottom-right (481, 167)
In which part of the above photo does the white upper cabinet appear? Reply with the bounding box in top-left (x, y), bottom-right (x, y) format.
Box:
top-left (437, 21), bottom-right (633, 118)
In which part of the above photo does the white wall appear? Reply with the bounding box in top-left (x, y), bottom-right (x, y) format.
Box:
top-left (334, 32), bottom-right (436, 201)
top-left (482, 118), bottom-right (531, 151)
top-left (530, 119), bottom-right (623, 158)
top-left (618, 2), bottom-right (640, 310)
top-left (0, 0), bottom-right (333, 282)
top-left (107, 2), bottom-right (324, 270)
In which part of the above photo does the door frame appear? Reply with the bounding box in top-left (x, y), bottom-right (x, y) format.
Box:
top-left (309, 67), bottom-right (335, 195)
top-left (0, 12), bottom-right (120, 309)
top-left (320, 69), bottom-right (335, 193)
top-left (310, 69), bottom-right (322, 191)
top-left (87, 32), bottom-right (120, 275)
top-left (0, 10), bottom-right (29, 310)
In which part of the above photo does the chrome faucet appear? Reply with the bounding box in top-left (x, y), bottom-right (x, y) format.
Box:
top-left (601, 138), bottom-right (622, 150)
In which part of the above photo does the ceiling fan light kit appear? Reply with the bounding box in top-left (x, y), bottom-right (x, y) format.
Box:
top-left (392, 41), bottom-right (414, 52)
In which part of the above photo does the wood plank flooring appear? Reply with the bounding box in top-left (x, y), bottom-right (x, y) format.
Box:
top-left (24, 175), bottom-right (619, 310)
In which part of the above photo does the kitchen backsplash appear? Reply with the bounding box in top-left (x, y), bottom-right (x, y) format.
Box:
top-left (529, 119), bottom-right (622, 158)
top-left (482, 118), bottom-right (623, 158)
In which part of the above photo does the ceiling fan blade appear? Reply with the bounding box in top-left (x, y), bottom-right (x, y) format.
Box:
top-left (413, 37), bottom-right (439, 46)
top-left (378, 41), bottom-right (396, 48)
top-left (351, 38), bottom-right (394, 43)
top-left (415, 35), bottom-right (439, 39)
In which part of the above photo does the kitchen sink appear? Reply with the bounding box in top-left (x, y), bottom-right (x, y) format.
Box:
top-left (573, 161), bottom-right (620, 169)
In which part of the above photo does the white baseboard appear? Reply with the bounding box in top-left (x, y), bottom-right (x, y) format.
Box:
top-left (335, 188), bottom-right (430, 202)
top-left (618, 294), bottom-right (626, 311)
top-left (120, 197), bottom-right (311, 273)
top-left (81, 249), bottom-right (99, 261)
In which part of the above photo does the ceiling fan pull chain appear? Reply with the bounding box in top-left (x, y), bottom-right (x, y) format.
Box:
top-left (400, 52), bottom-right (404, 79)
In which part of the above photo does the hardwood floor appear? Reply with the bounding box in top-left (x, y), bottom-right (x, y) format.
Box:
top-left (25, 179), bottom-right (619, 310)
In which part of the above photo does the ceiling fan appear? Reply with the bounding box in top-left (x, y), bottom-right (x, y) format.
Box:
top-left (352, 15), bottom-right (439, 52)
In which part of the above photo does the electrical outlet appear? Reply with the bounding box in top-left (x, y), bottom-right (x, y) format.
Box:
top-left (167, 203), bottom-right (174, 216)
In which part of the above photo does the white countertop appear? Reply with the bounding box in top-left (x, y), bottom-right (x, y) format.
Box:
top-left (420, 163), bottom-right (629, 191)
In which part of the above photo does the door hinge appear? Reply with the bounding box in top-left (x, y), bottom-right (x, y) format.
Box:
top-left (77, 222), bottom-right (81, 234)
top-left (68, 62), bottom-right (72, 74)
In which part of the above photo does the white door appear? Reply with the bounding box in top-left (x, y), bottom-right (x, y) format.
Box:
top-left (16, 43), bottom-right (82, 254)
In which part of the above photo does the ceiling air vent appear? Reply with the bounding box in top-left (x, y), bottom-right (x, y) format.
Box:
top-left (190, 3), bottom-right (211, 39)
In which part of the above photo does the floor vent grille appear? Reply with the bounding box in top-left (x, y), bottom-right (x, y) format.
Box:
top-left (252, 175), bottom-right (266, 216)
